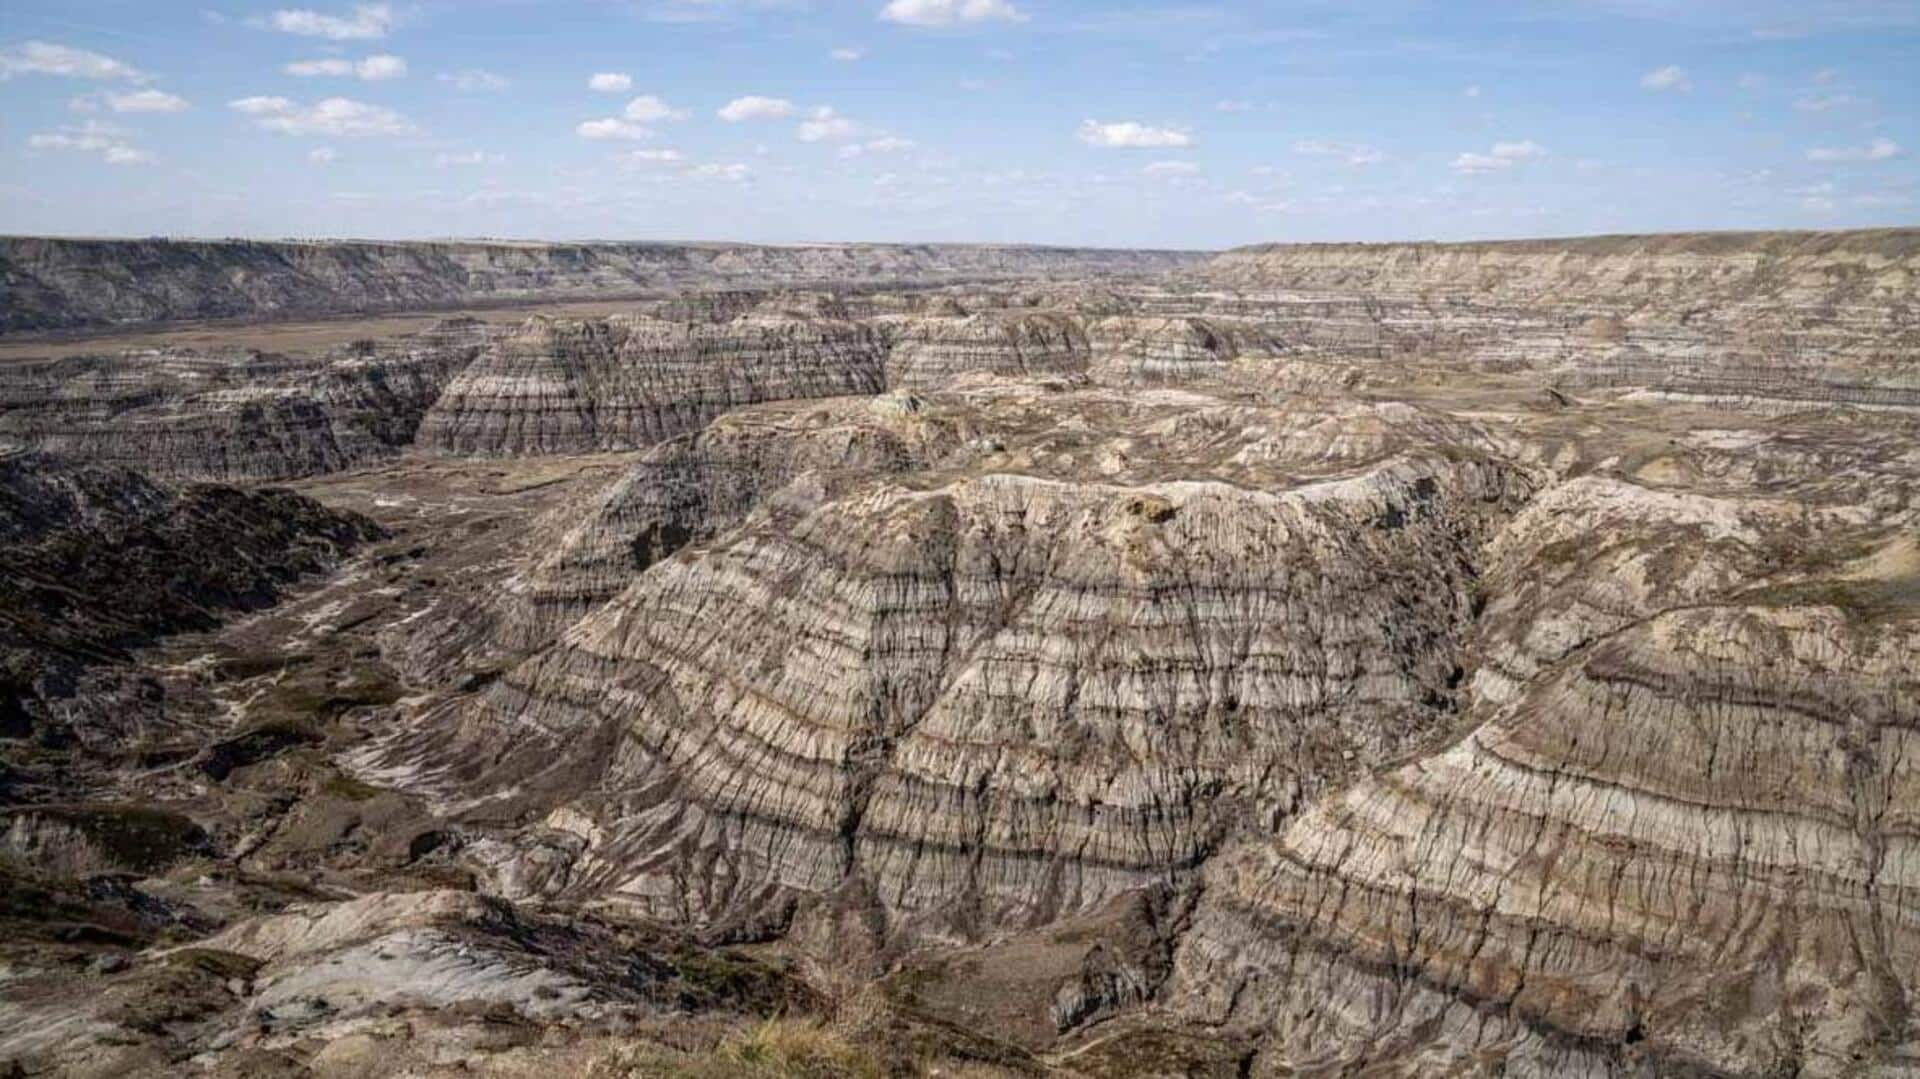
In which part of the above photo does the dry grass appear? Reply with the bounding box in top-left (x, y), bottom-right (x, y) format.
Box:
top-left (595, 1018), bottom-right (887, 1079)
top-left (795, 947), bottom-right (893, 1040)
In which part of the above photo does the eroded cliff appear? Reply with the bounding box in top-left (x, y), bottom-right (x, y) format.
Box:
top-left (2, 228), bottom-right (1917, 1078)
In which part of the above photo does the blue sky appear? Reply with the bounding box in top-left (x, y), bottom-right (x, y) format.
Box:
top-left (1, 0), bottom-right (1915, 247)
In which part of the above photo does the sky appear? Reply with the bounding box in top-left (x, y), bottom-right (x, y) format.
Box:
top-left (0, 1), bottom-right (1916, 248)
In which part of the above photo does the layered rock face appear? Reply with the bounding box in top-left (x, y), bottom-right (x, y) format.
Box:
top-left (3, 227), bottom-right (1919, 1077)
top-left (415, 313), bottom-right (886, 455)
top-left (882, 312), bottom-right (1091, 389)
top-left (0, 322), bottom-right (487, 481)
top-left (0, 236), bottom-right (1203, 335)
top-left (1172, 602), bottom-right (1920, 1077)
top-left (497, 391), bottom-right (973, 647)
top-left (1162, 437), bottom-right (1920, 1075)
top-left (1202, 229), bottom-right (1920, 311)
top-left (367, 390), bottom-right (1525, 939)
top-left (1086, 316), bottom-right (1277, 383)
top-left (1194, 229), bottom-right (1920, 414)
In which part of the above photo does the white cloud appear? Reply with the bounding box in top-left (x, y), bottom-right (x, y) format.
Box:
top-left (623, 95), bottom-right (685, 122)
top-left (287, 58), bottom-right (352, 77)
top-left (880, 0), bottom-right (1026, 27)
top-left (261, 3), bottom-right (394, 40)
top-left (798, 106), bottom-right (861, 142)
top-left (1639, 65), bottom-right (1691, 92)
top-left (1143, 160), bottom-right (1199, 176)
top-left (1794, 93), bottom-right (1861, 112)
top-left (229, 95), bottom-right (414, 136)
top-left (231, 95), bottom-right (294, 115)
top-left (309, 146), bottom-right (337, 163)
top-left (1452, 139), bottom-right (1546, 174)
top-left (718, 95), bottom-right (796, 122)
top-left (1226, 190), bottom-right (1292, 213)
top-left (589, 72), bottom-right (632, 93)
top-left (1292, 138), bottom-right (1385, 165)
top-left (1737, 73), bottom-right (1766, 91)
top-left (1491, 139), bottom-right (1546, 160)
top-left (26, 121), bottom-right (151, 164)
top-left (1453, 153), bottom-right (1509, 173)
top-left (95, 89), bottom-right (190, 113)
top-left (356, 54), bottom-right (405, 80)
top-left (439, 69), bottom-right (509, 92)
top-left (1077, 120), bottom-right (1193, 149)
top-left (576, 117), bottom-right (651, 140)
top-left (1852, 191), bottom-right (1913, 209)
top-left (0, 41), bottom-right (146, 82)
top-left (688, 162), bottom-right (751, 181)
top-left (1812, 67), bottom-right (1839, 84)
top-left (831, 47), bottom-right (864, 61)
top-left (838, 135), bottom-right (914, 158)
top-left (435, 150), bottom-right (500, 166)
top-left (625, 148), bottom-right (685, 163)
top-left (27, 122), bottom-right (123, 150)
top-left (287, 54), bottom-right (406, 80)
top-left (1214, 99), bottom-right (1254, 112)
top-left (1807, 137), bottom-right (1902, 162)
top-left (1463, 84), bottom-right (1482, 98)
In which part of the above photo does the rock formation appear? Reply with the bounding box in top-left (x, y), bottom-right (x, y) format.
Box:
top-left (882, 312), bottom-right (1090, 389)
top-left (0, 321), bottom-right (487, 481)
top-left (415, 313), bottom-right (886, 455)
top-left (1, 227), bottom-right (1917, 1077)
top-left (0, 448), bottom-right (379, 750)
top-left (496, 390), bottom-right (973, 648)
top-left (0, 237), bottom-right (1203, 335)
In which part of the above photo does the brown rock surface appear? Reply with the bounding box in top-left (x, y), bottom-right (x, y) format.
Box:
top-left (2, 228), bottom-right (1918, 1077)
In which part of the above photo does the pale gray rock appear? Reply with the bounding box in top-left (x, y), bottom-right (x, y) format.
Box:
top-left (415, 313), bottom-right (886, 455)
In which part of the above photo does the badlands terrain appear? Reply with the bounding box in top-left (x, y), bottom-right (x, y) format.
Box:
top-left (0, 229), bottom-right (1917, 1077)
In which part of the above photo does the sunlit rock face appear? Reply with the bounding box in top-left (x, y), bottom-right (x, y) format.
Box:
top-left (0, 324), bottom-right (488, 482)
top-left (415, 314), bottom-right (888, 455)
top-left (881, 312), bottom-right (1092, 390)
top-left (493, 391), bottom-right (974, 649)
top-left (1170, 604), bottom-right (1920, 1078)
top-left (0, 236), bottom-right (1205, 334)
top-left (364, 381), bottom-right (1528, 940)
top-left (3, 228), bottom-right (1919, 1078)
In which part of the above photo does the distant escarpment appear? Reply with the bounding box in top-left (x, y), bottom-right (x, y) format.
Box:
top-left (1196, 228), bottom-right (1920, 413)
top-left (1203, 228), bottom-right (1920, 303)
top-left (0, 236), bottom-right (1204, 335)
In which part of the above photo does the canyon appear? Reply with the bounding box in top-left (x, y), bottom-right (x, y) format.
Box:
top-left (0, 228), bottom-right (1917, 1077)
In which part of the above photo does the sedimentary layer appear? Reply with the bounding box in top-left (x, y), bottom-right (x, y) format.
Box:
top-left (414, 313), bottom-right (886, 455)
top-left (364, 407), bottom-right (1525, 938)
top-left (0, 320), bottom-right (488, 481)
top-left (0, 236), bottom-right (1203, 335)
